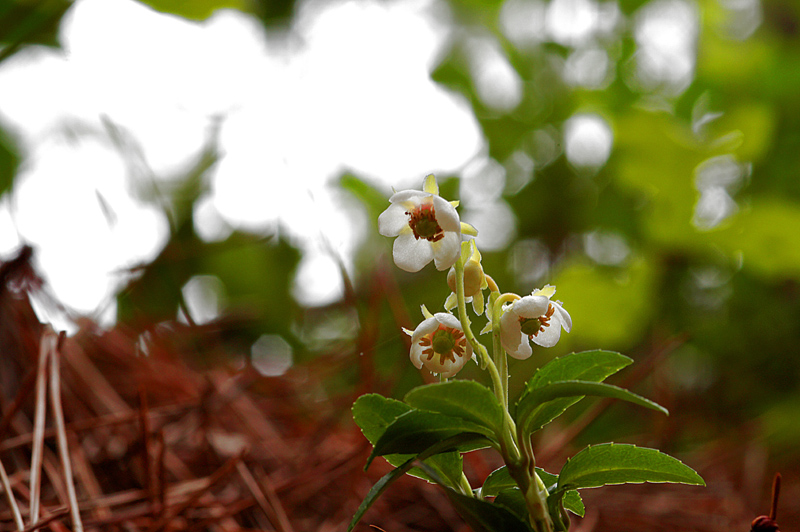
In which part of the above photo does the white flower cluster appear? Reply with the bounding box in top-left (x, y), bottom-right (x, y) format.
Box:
top-left (379, 175), bottom-right (571, 377)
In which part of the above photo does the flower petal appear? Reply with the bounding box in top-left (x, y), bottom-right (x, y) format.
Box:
top-left (552, 301), bottom-right (572, 332)
top-left (431, 195), bottom-right (461, 233)
top-left (500, 311), bottom-right (527, 358)
top-left (531, 320), bottom-right (562, 348)
top-left (393, 232), bottom-right (434, 272)
top-left (388, 189), bottom-right (428, 205)
top-left (431, 231), bottom-right (461, 271)
top-left (433, 312), bottom-right (461, 330)
top-left (378, 204), bottom-right (411, 237)
top-left (513, 295), bottom-right (550, 319)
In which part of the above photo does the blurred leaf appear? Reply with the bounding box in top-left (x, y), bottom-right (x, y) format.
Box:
top-left (0, 124), bottom-right (21, 197)
top-left (404, 380), bottom-right (505, 437)
top-left (556, 443), bottom-right (705, 492)
top-left (554, 258), bottom-right (658, 349)
top-left (0, 0), bottom-right (72, 62)
top-left (133, 0), bottom-right (246, 20)
top-left (339, 173), bottom-right (388, 231)
top-left (712, 198), bottom-right (800, 280)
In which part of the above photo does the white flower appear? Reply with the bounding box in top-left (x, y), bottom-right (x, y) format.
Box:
top-left (378, 175), bottom-right (469, 273)
top-left (408, 312), bottom-right (472, 378)
top-left (499, 285), bottom-right (572, 360)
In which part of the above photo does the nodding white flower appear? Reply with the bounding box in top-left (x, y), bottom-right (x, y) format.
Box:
top-left (499, 285), bottom-right (572, 360)
top-left (378, 175), bottom-right (475, 273)
top-left (407, 312), bottom-right (473, 378)
top-left (445, 240), bottom-right (488, 315)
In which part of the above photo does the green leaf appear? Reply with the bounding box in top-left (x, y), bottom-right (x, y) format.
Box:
top-left (352, 394), bottom-right (464, 487)
top-left (482, 467), bottom-right (584, 517)
top-left (557, 443), bottom-right (705, 492)
top-left (0, 124), bottom-right (20, 197)
top-left (133, 0), bottom-right (247, 20)
top-left (404, 380), bottom-right (505, 437)
top-left (367, 409), bottom-right (494, 468)
top-left (348, 434), bottom-right (478, 532)
top-left (481, 466), bottom-right (516, 497)
top-left (515, 351), bottom-right (634, 433)
top-left (415, 462), bottom-right (533, 532)
top-left (517, 380), bottom-right (668, 438)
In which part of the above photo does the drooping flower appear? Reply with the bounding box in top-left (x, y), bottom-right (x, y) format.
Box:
top-left (445, 240), bottom-right (488, 315)
top-left (378, 175), bottom-right (476, 272)
top-left (499, 285), bottom-right (572, 360)
top-left (407, 311), bottom-right (473, 378)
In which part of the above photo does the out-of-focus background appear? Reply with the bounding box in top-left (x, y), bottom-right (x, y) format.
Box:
top-left (1, 0), bottom-right (799, 530)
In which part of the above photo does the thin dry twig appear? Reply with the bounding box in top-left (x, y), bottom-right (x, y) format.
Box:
top-left (28, 330), bottom-right (54, 525)
top-left (49, 331), bottom-right (84, 532)
top-left (0, 455), bottom-right (24, 530)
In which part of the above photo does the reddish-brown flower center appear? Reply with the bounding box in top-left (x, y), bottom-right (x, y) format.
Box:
top-left (418, 325), bottom-right (467, 365)
top-left (519, 304), bottom-right (555, 338)
top-left (406, 202), bottom-right (444, 242)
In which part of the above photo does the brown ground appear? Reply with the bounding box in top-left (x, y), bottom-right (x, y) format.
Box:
top-left (0, 247), bottom-right (795, 532)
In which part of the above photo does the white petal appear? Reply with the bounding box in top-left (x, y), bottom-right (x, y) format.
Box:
top-left (393, 232), bottom-right (434, 272)
top-left (531, 320), bottom-right (562, 348)
top-left (513, 295), bottom-right (550, 319)
top-left (431, 195), bottom-right (461, 233)
top-left (388, 189), bottom-right (428, 206)
top-left (431, 231), bottom-right (461, 271)
top-left (434, 312), bottom-right (462, 330)
top-left (410, 316), bottom-right (439, 344)
top-left (378, 204), bottom-right (411, 237)
top-left (552, 301), bottom-right (572, 332)
top-left (500, 310), bottom-right (530, 359)
top-left (410, 343), bottom-right (425, 369)
top-left (437, 353), bottom-right (470, 378)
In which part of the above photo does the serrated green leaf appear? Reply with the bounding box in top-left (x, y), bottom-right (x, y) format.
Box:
top-left (352, 394), bottom-right (463, 486)
top-left (557, 443), bottom-right (705, 492)
top-left (515, 351), bottom-right (634, 433)
top-left (517, 380), bottom-right (667, 438)
top-left (415, 462), bottom-right (533, 532)
top-left (367, 409), bottom-right (494, 467)
top-left (348, 434), bottom-right (478, 532)
top-left (404, 380), bottom-right (505, 437)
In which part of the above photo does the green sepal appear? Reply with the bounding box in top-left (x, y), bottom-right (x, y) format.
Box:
top-left (556, 443), bottom-right (705, 493)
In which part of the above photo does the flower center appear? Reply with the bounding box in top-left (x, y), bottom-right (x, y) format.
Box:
top-left (419, 325), bottom-right (466, 365)
top-left (406, 203), bottom-right (444, 242)
top-left (519, 304), bottom-right (555, 337)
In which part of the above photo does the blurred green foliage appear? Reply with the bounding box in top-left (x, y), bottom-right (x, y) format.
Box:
top-left (2, 0), bottom-right (800, 456)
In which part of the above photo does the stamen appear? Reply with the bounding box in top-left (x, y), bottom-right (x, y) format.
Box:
top-left (406, 202), bottom-right (445, 242)
top-left (520, 304), bottom-right (555, 338)
top-left (419, 325), bottom-right (467, 365)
